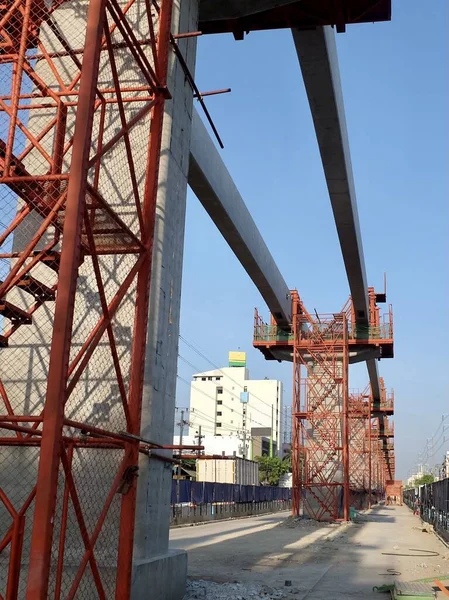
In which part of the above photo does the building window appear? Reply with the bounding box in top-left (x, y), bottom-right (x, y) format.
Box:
top-left (217, 400), bottom-right (223, 405)
top-left (244, 386), bottom-right (247, 392)
top-left (216, 376), bottom-right (221, 381)
top-left (217, 386), bottom-right (223, 394)
top-left (231, 420), bottom-right (233, 424)
top-left (208, 377), bottom-right (212, 381)
top-left (216, 423), bottom-right (222, 428)
top-left (217, 411), bottom-right (222, 416)
top-left (201, 377), bottom-right (206, 381)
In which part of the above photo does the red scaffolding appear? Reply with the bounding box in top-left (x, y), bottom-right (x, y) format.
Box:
top-left (0, 0), bottom-right (175, 596)
top-left (291, 291), bottom-right (350, 521)
top-left (348, 388), bottom-right (371, 502)
top-left (255, 289), bottom-right (395, 521)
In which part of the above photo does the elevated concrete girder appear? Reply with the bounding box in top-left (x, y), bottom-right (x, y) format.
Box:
top-left (292, 26), bottom-right (369, 323)
top-left (187, 108), bottom-right (383, 398)
top-left (187, 25), bottom-right (390, 404)
top-left (292, 26), bottom-right (382, 401)
top-left (188, 108), bottom-right (292, 328)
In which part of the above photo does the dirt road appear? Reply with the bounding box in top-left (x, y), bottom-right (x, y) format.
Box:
top-left (170, 505), bottom-right (449, 599)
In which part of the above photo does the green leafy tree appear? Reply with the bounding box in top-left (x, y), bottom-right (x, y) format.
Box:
top-left (414, 474), bottom-right (434, 486)
top-left (282, 452), bottom-right (292, 472)
top-left (254, 455), bottom-right (290, 486)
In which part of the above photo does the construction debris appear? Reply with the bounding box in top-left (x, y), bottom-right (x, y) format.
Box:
top-left (183, 580), bottom-right (294, 600)
top-left (280, 516), bottom-right (340, 529)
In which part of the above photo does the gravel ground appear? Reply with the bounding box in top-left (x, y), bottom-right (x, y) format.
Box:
top-left (183, 579), bottom-right (300, 600)
top-left (280, 516), bottom-right (342, 529)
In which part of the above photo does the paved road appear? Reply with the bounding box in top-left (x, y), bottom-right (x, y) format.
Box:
top-left (170, 506), bottom-right (449, 599)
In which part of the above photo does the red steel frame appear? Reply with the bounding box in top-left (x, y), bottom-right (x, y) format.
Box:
top-left (287, 291), bottom-right (395, 520)
top-left (0, 0), bottom-right (182, 596)
top-left (291, 291), bottom-right (350, 522)
top-left (348, 381), bottom-right (396, 509)
top-left (348, 388), bottom-right (371, 503)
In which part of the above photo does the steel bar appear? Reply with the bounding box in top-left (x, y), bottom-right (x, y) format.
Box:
top-left (25, 0), bottom-right (108, 593)
top-left (115, 0), bottom-right (173, 591)
top-left (170, 34), bottom-right (224, 148)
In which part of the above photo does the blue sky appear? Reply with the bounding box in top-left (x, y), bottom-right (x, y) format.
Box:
top-left (177, 0), bottom-right (449, 479)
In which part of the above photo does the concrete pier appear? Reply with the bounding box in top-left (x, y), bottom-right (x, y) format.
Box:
top-left (132, 1), bottom-right (199, 598)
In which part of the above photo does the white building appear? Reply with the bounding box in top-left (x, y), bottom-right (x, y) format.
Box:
top-left (440, 451), bottom-right (449, 479)
top-left (406, 466), bottom-right (425, 488)
top-left (184, 351), bottom-right (283, 459)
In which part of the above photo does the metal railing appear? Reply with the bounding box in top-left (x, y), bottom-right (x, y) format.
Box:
top-left (253, 321), bottom-right (393, 343)
top-left (404, 479), bottom-right (449, 543)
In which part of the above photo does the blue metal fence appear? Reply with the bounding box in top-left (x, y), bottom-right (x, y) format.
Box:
top-left (171, 480), bottom-right (291, 505)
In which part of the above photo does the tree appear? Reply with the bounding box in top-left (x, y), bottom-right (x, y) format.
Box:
top-left (414, 474), bottom-right (434, 486)
top-left (254, 455), bottom-right (290, 486)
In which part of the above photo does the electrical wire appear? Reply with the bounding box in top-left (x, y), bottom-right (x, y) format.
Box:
top-left (178, 353), bottom-right (273, 422)
top-left (179, 334), bottom-right (281, 414)
top-left (413, 414), bottom-right (449, 474)
top-left (176, 334), bottom-right (283, 451)
top-left (176, 375), bottom-right (258, 441)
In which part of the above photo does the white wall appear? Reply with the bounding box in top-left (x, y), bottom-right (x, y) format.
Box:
top-left (187, 366), bottom-right (283, 457)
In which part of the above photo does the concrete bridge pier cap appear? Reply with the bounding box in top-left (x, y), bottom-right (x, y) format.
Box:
top-left (132, 1), bottom-right (199, 598)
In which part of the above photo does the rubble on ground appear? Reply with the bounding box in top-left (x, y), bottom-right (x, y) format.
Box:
top-left (280, 516), bottom-right (340, 529)
top-left (183, 580), bottom-right (299, 600)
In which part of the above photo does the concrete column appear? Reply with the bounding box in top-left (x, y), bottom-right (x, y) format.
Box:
top-left (131, 1), bottom-right (199, 598)
top-left (0, 0), bottom-right (198, 597)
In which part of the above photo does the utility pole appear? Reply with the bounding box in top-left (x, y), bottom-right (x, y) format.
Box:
top-left (176, 408), bottom-right (190, 504)
top-left (238, 429), bottom-right (251, 459)
top-left (195, 426), bottom-right (204, 458)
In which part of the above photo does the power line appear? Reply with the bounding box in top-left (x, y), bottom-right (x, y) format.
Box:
top-left (413, 414), bottom-right (449, 473)
top-left (176, 375), bottom-right (259, 441)
top-left (178, 353), bottom-right (273, 422)
top-left (179, 334), bottom-right (280, 414)
top-left (177, 375), bottom-right (259, 436)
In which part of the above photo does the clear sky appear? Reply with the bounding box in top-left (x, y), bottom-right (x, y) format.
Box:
top-left (176, 0), bottom-right (449, 479)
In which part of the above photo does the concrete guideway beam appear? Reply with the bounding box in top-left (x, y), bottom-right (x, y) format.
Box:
top-left (292, 26), bottom-right (382, 400)
top-left (188, 108), bottom-right (292, 329)
top-left (291, 26), bottom-right (369, 324)
top-left (367, 358), bottom-right (381, 402)
top-left (188, 111), bottom-right (382, 398)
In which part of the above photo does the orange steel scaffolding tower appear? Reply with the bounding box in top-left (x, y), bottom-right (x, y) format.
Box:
top-left (0, 0), bottom-right (184, 596)
top-left (348, 388), bottom-right (371, 502)
top-left (374, 378), bottom-right (396, 484)
top-left (291, 291), bottom-right (350, 521)
top-left (254, 289), bottom-right (394, 521)
top-left (347, 384), bottom-right (395, 509)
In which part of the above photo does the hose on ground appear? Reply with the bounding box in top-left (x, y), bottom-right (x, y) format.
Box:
top-left (381, 548), bottom-right (440, 557)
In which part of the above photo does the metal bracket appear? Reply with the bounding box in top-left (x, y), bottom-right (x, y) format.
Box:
top-left (117, 465), bottom-right (139, 495)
